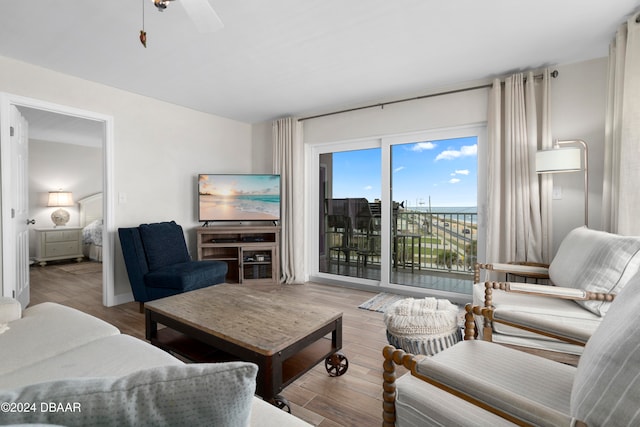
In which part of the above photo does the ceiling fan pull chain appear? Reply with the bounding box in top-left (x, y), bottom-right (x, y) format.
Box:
top-left (140, 0), bottom-right (147, 48)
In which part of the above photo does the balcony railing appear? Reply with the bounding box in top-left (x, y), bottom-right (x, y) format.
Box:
top-left (324, 209), bottom-right (477, 276)
top-left (395, 210), bottom-right (477, 274)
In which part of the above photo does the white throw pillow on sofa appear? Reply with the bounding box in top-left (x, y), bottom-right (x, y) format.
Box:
top-left (549, 227), bottom-right (640, 316)
top-left (0, 362), bottom-right (257, 427)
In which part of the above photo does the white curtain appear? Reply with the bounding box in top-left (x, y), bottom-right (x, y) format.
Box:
top-left (272, 117), bottom-right (305, 284)
top-left (486, 70), bottom-right (552, 264)
top-left (603, 11), bottom-right (640, 235)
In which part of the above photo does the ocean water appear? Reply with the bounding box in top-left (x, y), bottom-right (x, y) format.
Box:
top-left (233, 195), bottom-right (280, 216)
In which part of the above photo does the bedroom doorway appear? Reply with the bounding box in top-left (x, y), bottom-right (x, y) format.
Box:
top-left (0, 93), bottom-right (115, 307)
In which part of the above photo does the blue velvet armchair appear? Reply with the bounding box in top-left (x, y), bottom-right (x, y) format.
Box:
top-left (118, 221), bottom-right (227, 311)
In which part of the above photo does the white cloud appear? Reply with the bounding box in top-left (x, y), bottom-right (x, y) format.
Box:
top-left (394, 166), bottom-right (405, 173)
top-left (411, 142), bottom-right (437, 151)
top-left (436, 144), bottom-right (478, 161)
top-left (455, 169), bottom-right (470, 175)
top-left (364, 185), bottom-right (373, 191)
top-left (449, 178), bottom-right (461, 184)
top-left (461, 145), bottom-right (477, 155)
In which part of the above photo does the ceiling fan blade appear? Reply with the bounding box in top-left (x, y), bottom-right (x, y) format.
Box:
top-left (180, 0), bottom-right (224, 33)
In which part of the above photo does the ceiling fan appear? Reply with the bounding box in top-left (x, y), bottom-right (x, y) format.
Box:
top-left (140, 0), bottom-right (224, 47)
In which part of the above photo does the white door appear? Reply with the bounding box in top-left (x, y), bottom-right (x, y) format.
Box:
top-left (10, 105), bottom-right (30, 307)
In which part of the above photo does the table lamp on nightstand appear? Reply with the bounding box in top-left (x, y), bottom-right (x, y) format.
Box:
top-left (48, 190), bottom-right (74, 227)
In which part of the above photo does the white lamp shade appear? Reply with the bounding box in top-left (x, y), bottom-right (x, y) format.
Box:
top-left (47, 191), bottom-right (74, 207)
top-left (536, 147), bottom-right (582, 173)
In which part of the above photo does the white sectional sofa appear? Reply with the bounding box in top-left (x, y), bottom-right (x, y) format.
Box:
top-left (0, 298), bottom-right (311, 426)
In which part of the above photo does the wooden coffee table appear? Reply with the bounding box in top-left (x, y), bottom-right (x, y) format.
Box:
top-left (144, 283), bottom-right (348, 410)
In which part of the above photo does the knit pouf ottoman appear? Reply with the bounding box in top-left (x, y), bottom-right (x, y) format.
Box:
top-left (383, 297), bottom-right (461, 356)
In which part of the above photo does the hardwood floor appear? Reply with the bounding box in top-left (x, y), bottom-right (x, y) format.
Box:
top-left (29, 261), bottom-right (405, 427)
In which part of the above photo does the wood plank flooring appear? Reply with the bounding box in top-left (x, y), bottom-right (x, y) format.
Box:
top-left (29, 261), bottom-right (404, 427)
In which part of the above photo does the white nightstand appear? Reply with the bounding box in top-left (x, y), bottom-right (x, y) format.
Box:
top-left (34, 227), bottom-right (84, 266)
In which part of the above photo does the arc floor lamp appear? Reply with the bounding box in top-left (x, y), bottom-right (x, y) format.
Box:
top-left (535, 139), bottom-right (588, 226)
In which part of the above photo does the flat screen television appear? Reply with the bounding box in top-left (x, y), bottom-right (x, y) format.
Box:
top-left (198, 174), bottom-right (281, 222)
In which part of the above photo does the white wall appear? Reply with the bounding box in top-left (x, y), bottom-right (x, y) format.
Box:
top-left (252, 121), bottom-right (273, 173)
top-left (549, 58), bottom-right (607, 252)
top-left (28, 139), bottom-right (102, 256)
top-left (0, 55), bottom-right (253, 298)
top-left (302, 86), bottom-right (489, 144)
top-left (252, 57), bottom-right (609, 261)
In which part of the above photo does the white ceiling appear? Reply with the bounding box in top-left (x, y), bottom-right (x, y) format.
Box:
top-left (1, 0), bottom-right (639, 129)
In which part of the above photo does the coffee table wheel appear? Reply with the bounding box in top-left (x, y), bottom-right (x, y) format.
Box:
top-left (273, 395), bottom-right (291, 413)
top-left (325, 351), bottom-right (349, 377)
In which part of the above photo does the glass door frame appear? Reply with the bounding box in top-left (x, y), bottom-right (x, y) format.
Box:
top-left (305, 124), bottom-right (487, 295)
top-left (307, 137), bottom-right (382, 287)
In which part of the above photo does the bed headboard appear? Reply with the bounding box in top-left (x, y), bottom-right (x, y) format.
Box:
top-left (78, 193), bottom-right (103, 227)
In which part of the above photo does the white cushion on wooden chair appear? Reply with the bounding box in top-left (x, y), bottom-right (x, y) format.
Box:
top-left (472, 282), bottom-right (601, 353)
top-left (415, 340), bottom-right (575, 427)
top-left (395, 372), bottom-right (517, 426)
top-left (493, 309), bottom-right (594, 344)
top-left (490, 293), bottom-right (601, 339)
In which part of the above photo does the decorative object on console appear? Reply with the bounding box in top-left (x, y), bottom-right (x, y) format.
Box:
top-left (47, 190), bottom-right (74, 227)
top-left (536, 139), bottom-right (588, 226)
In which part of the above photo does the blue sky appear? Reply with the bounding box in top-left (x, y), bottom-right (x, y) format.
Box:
top-left (332, 136), bottom-right (477, 207)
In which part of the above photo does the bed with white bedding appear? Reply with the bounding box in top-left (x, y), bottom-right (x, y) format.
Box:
top-left (78, 193), bottom-right (103, 262)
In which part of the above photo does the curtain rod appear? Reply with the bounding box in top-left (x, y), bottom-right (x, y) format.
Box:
top-left (298, 69), bottom-right (559, 122)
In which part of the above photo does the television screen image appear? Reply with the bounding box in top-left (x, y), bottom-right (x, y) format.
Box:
top-left (198, 174), bottom-right (281, 222)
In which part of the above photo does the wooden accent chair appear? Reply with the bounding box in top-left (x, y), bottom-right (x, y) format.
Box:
top-left (383, 270), bottom-right (640, 426)
top-left (473, 226), bottom-right (640, 355)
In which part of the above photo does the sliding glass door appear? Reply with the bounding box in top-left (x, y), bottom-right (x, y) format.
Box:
top-left (389, 136), bottom-right (478, 293)
top-left (312, 126), bottom-right (484, 296)
top-left (319, 147), bottom-right (382, 280)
